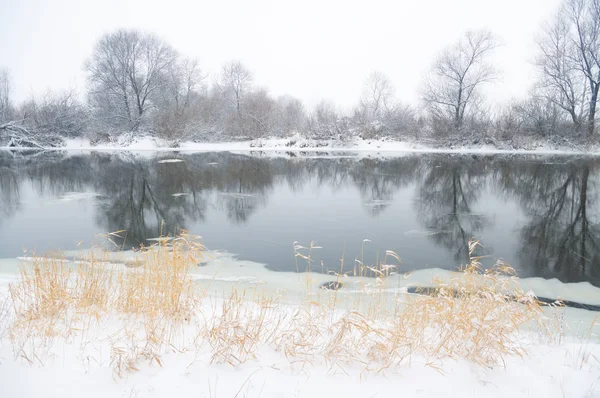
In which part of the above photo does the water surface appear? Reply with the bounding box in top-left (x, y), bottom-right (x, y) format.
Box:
top-left (1, 150), bottom-right (599, 287)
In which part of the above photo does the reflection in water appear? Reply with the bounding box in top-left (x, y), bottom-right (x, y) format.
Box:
top-left (0, 152), bottom-right (19, 223)
top-left (217, 156), bottom-right (272, 224)
top-left (498, 158), bottom-right (600, 285)
top-left (1, 150), bottom-right (599, 286)
top-left (416, 157), bottom-right (490, 264)
top-left (349, 158), bottom-right (419, 217)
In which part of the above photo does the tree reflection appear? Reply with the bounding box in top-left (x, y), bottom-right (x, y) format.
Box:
top-left (96, 164), bottom-right (181, 247)
top-left (217, 156), bottom-right (272, 224)
top-left (499, 157), bottom-right (600, 285)
top-left (0, 164), bottom-right (19, 224)
top-left (349, 157), bottom-right (420, 217)
top-left (415, 156), bottom-right (490, 264)
top-left (0, 152), bottom-right (275, 247)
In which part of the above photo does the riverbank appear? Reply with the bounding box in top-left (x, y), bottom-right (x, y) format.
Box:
top-left (2, 133), bottom-right (600, 155)
top-left (1, 239), bottom-right (599, 398)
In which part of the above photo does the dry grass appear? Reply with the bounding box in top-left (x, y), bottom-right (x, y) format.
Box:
top-left (6, 231), bottom-right (204, 374)
top-left (393, 241), bottom-right (543, 368)
top-left (4, 236), bottom-right (566, 377)
top-left (8, 254), bottom-right (73, 339)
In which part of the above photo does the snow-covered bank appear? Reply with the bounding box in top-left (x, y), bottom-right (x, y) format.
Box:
top-left (1, 318), bottom-right (598, 398)
top-left (2, 248), bottom-right (600, 335)
top-left (1, 243), bottom-right (600, 398)
top-left (1, 281), bottom-right (599, 398)
top-left (4, 249), bottom-right (600, 311)
top-left (3, 134), bottom-right (600, 155)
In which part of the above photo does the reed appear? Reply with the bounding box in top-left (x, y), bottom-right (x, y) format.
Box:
top-left (5, 235), bottom-right (566, 378)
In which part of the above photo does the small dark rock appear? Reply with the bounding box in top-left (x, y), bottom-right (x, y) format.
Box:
top-left (320, 281), bottom-right (344, 290)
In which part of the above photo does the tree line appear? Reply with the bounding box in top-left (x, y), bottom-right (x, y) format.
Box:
top-left (0, 0), bottom-right (599, 147)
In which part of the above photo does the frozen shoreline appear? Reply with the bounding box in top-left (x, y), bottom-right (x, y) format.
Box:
top-left (1, 272), bottom-right (599, 398)
top-left (2, 249), bottom-right (600, 398)
top-left (2, 135), bottom-right (600, 156)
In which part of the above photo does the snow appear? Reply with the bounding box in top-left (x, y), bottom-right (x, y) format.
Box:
top-left (1, 282), bottom-right (599, 397)
top-left (5, 135), bottom-right (599, 155)
top-left (57, 192), bottom-right (100, 201)
top-left (1, 250), bottom-right (600, 397)
top-left (1, 336), bottom-right (598, 398)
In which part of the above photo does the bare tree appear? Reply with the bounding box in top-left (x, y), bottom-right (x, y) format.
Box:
top-left (86, 29), bottom-right (178, 131)
top-left (537, 16), bottom-right (587, 132)
top-left (499, 96), bottom-right (566, 138)
top-left (243, 89), bottom-right (276, 138)
top-left (0, 68), bottom-right (12, 123)
top-left (17, 90), bottom-right (87, 137)
top-left (422, 30), bottom-right (499, 132)
top-left (273, 95), bottom-right (306, 136)
top-left (306, 100), bottom-right (350, 140)
top-left (355, 71), bottom-right (418, 138)
top-left (218, 61), bottom-right (254, 116)
top-left (563, 0), bottom-right (600, 135)
top-left (359, 71), bottom-right (395, 121)
top-left (161, 58), bottom-right (204, 113)
top-left (153, 58), bottom-right (205, 141)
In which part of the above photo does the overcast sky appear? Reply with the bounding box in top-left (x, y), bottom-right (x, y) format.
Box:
top-left (1, 0), bottom-right (562, 110)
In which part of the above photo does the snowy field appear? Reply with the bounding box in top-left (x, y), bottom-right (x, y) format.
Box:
top-left (1, 240), bottom-right (599, 398)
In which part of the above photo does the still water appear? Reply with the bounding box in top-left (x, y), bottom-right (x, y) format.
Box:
top-left (0, 150), bottom-right (599, 287)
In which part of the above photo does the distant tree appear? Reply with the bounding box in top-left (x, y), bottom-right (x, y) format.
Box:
top-left (535, 0), bottom-right (600, 136)
top-left (153, 58), bottom-right (205, 141)
top-left (218, 61), bottom-right (254, 117)
top-left (359, 71), bottom-right (395, 122)
top-left (536, 16), bottom-right (587, 133)
top-left (16, 90), bottom-right (87, 137)
top-left (355, 71), bottom-right (418, 138)
top-left (0, 68), bottom-right (13, 123)
top-left (562, 0), bottom-right (600, 135)
top-left (86, 29), bottom-right (178, 131)
top-left (215, 61), bottom-right (256, 137)
top-left (306, 100), bottom-right (349, 140)
top-left (273, 96), bottom-right (306, 136)
top-left (422, 30), bottom-right (499, 132)
top-left (243, 89), bottom-right (276, 138)
top-left (497, 96), bottom-right (566, 138)
top-left (160, 58), bottom-right (203, 113)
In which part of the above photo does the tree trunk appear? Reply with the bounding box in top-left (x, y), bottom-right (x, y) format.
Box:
top-left (455, 86), bottom-right (463, 130)
top-left (587, 83), bottom-right (598, 136)
top-left (567, 107), bottom-right (581, 133)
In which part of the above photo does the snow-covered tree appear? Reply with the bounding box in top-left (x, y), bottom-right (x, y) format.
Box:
top-left (0, 68), bottom-right (13, 123)
top-left (537, 0), bottom-right (600, 136)
top-left (422, 30), bottom-right (499, 133)
top-left (359, 71), bottom-right (395, 122)
top-left (86, 29), bottom-right (179, 131)
top-left (152, 58), bottom-right (206, 141)
top-left (536, 15), bottom-right (588, 133)
top-left (218, 61), bottom-right (254, 117)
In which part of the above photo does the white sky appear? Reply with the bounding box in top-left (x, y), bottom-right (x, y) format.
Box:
top-left (0, 0), bottom-right (561, 111)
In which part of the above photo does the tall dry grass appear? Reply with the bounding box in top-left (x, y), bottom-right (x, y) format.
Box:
top-left (4, 236), bottom-right (564, 377)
